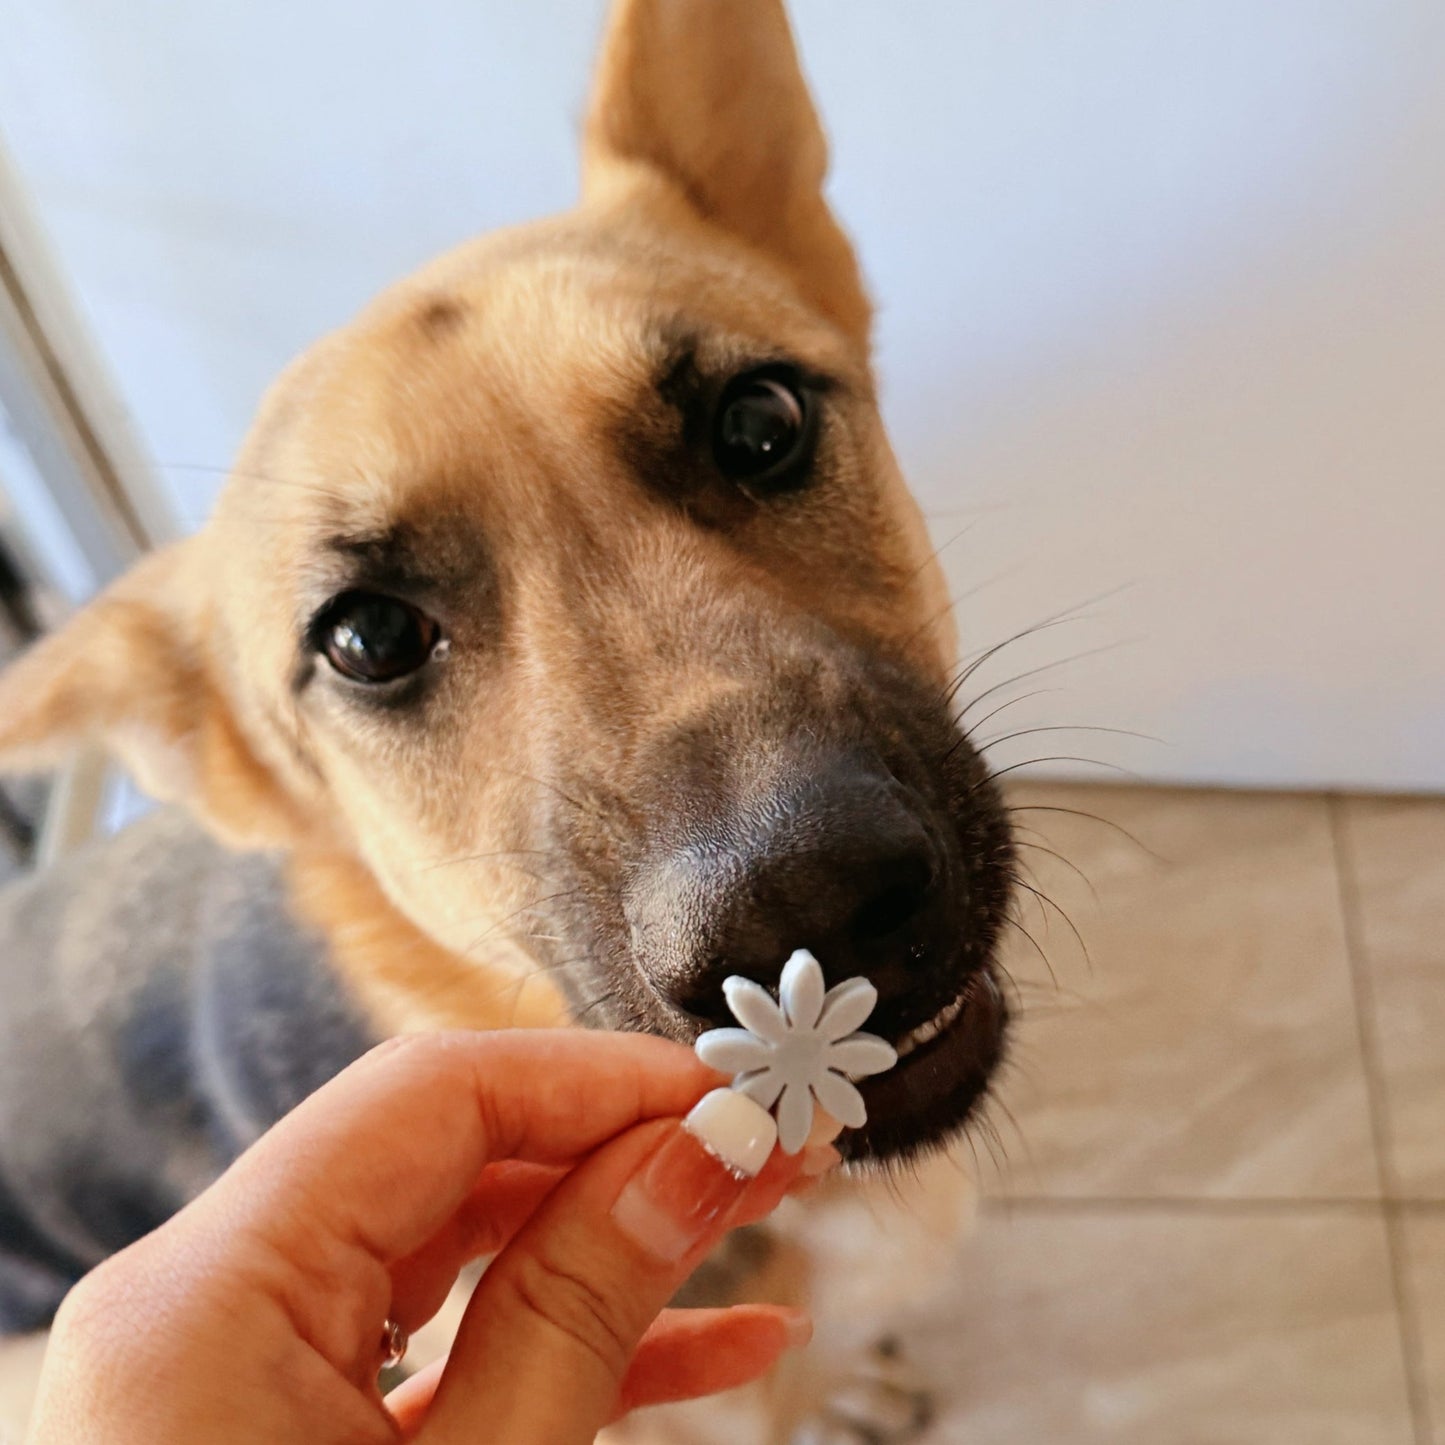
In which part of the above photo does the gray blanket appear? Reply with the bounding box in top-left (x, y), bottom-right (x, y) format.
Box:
top-left (0, 810), bottom-right (375, 1332)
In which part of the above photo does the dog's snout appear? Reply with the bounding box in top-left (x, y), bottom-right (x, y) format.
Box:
top-left (629, 758), bottom-right (949, 1027)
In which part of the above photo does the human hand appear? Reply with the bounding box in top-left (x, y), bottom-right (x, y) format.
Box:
top-left (28, 1030), bottom-right (828, 1443)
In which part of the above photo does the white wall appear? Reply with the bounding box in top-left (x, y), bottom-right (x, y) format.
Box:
top-left (0, 1), bottom-right (1441, 791)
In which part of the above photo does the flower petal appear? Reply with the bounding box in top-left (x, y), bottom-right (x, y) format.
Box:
top-left (779, 949), bottom-right (825, 1032)
top-left (816, 978), bottom-right (879, 1041)
top-left (696, 1028), bottom-right (773, 1075)
top-left (824, 1033), bottom-right (898, 1079)
top-left (775, 1080), bottom-right (815, 1154)
top-left (734, 1067), bottom-right (786, 1111)
top-left (810, 1071), bottom-right (868, 1129)
top-left (722, 976), bottom-right (789, 1042)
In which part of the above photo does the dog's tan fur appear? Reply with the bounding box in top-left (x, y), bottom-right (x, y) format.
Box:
top-left (0, 0), bottom-right (956, 1041)
top-left (0, 1), bottom-right (973, 1435)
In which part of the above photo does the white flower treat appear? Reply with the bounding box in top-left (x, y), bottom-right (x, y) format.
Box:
top-left (694, 948), bottom-right (898, 1154)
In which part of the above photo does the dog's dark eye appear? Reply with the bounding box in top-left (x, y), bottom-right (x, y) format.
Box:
top-left (316, 592), bottom-right (441, 684)
top-left (711, 370), bottom-right (817, 492)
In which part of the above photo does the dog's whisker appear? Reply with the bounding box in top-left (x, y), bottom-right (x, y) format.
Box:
top-left (986, 1091), bottom-right (1029, 1154)
top-left (898, 593), bottom-right (962, 656)
top-left (896, 551), bottom-right (1036, 659)
top-left (475, 763), bottom-right (619, 833)
top-left (1002, 912), bottom-right (1058, 990)
top-left (955, 637), bottom-right (1139, 727)
top-left (574, 989), bottom-right (620, 1027)
top-left (1013, 878), bottom-right (1093, 975)
top-left (432, 859), bottom-right (563, 892)
top-left (1013, 1000), bottom-right (1099, 1024)
top-left (902, 518), bottom-right (982, 587)
top-left (975, 722), bottom-right (1161, 754)
top-left (1011, 836), bottom-right (1099, 902)
top-left (994, 954), bottom-right (1096, 1011)
top-left (948, 556), bottom-right (1031, 616)
top-left (940, 581), bottom-right (1140, 724)
top-left (937, 1144), bottom-right (973, 1180)
top-left (1005, 982), bottom-right (1092, 1017)
top-left (945, 702), bottom-right (1145, 770)
top-left (946, 579), bottom-right (1134, 672)
top-left (415, 847), bottom-right (556, 874)
top-left (460, 888), bottom-right (585, 959)
top-left (943, 614), bottom-right (1103, 711)
top-left (954, 686), bottom-right (1062, 739)
top-left (973, 1108), bottom-right (1009, 1175)
top-left (957, 1120), bottom-right (987, 1182)
top-left (975, 756), bottom-right (1137, 795)
top-left (470, 928), bottom-right (586, 968)
top-left (488, 956), bottom-right (590, 1025)
top-left (1004, 803), bottom-right (1165, 864)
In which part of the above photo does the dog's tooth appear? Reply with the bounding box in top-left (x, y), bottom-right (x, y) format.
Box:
top-left (893, 991), bottom-right (969, 1059)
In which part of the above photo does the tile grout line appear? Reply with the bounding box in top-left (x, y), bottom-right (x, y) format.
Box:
top-left (979, 1196), bottom-right (1445, 1215)
top-left (1328, 793), bottom-right (1435, 1445)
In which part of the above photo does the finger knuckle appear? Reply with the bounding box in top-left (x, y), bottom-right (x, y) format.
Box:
top-left (503, 1246), bottom-right (635, 1380)
top-left (50, 1251), bottom-right (157, 1363)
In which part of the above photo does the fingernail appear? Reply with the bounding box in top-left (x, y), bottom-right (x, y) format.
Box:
top-left (685, 1088), bottom-right (779, 1175)
top-left (800, 1143), bottom-right (842, 1178)
top-left (782, 1309), bottom-right (814, 1349)
top-left (611, 1089), bottom-right (778, 1264)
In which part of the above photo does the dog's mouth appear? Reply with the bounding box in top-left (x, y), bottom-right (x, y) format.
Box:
top-left (893, 980), bottom-right (976, 1061)
top-left (845, 963), bottom-right (1008, 1162)
top-left (567, 873), bottom-right (1011, 1165)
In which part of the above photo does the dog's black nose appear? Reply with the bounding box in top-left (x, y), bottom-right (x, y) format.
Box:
top-left (628, 757), bottom-right (949, 1026)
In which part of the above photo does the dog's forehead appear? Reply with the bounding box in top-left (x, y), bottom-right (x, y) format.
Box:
top-left (211, 216), bottom-right (880, 652)
top-left (252, 220), bottom-right (859, 526)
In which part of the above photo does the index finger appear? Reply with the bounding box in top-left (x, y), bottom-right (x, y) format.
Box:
top-left (212, 1030), bottom-right (722, 1267)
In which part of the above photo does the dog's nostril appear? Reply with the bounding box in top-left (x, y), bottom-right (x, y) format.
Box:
top-left (848, 859), bottom-right (935, 942)
top-left (668, 956), bottom-right (745, 1027)
top-left (850, 883), bottom-right (923, 942)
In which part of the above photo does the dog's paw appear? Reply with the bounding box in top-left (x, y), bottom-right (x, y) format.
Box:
top-left (791, 1337), bottom-right (935, 1445)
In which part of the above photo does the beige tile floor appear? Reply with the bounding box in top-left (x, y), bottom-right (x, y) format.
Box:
top-left (1, 784), bottom-right (1441, 1442)
top-left (912, 783), bottom-right (1443, 1444)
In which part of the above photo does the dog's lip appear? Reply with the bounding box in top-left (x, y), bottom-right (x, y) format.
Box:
top-left (890, 982), bottom-right (974, 1059)
top-left (843, 965), bottom-right (1007, 1161)
top-left (658, 960), bottom-right (1004, 1161)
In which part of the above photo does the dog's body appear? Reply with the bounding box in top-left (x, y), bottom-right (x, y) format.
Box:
top-left (0, 1), bottom-right (1019, 1436)
top-left (0, 810), bottom-right (375, 1331)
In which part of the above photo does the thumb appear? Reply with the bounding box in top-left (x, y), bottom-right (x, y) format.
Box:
top-left (416, 1089), bottom-right (796, 1444)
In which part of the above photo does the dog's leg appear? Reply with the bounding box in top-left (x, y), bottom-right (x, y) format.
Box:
top-left (605, 1150), bottom-right (973, 1445)
top-left (773, 1150), bottom-right (976, 1445)
top-left (789, 1335), bottom-right (934, 1445)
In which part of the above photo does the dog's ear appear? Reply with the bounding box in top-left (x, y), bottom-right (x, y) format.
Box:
top-left (582, 0), bottom-right (870, 342)
top-left (0, 540), bottom-right (307, 846)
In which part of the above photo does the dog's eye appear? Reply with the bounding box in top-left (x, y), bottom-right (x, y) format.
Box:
top-left (711, 370), bottom-right (817, 492)
top-left (316, 592), bottom-right (441, 684)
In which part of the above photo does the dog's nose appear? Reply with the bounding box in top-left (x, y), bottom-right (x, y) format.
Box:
top-left (629, 759), bottom-right (948, 1026)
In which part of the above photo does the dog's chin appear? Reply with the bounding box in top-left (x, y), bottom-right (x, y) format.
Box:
top-left (844, 963), bottom-right (1008, 1165)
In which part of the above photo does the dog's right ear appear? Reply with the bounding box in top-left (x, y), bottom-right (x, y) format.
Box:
top-left (582, 0), bottom-right (871, 343)
top-left (0, 540), bottom-right (307, 846)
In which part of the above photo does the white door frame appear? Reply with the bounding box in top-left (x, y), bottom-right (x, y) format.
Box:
top-left (0, 139), bottom-right (177, 855)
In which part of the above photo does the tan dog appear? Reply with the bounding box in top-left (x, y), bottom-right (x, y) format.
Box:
top-left (0, 1), bottom-right (1015, 1438)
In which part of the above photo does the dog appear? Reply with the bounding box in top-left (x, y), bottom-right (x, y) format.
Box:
top-left (0, 0), bottom-right (1016, 1436)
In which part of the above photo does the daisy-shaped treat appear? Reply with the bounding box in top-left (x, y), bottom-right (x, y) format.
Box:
top-left (694, 949), bottom-right (898, 1154)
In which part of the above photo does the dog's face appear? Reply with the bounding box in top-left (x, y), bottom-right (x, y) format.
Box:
top-left (0, 0), bottom-right (1012, 1162)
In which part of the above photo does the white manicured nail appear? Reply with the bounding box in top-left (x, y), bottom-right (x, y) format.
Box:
top-left (683, 1088), bottom-right (779, 1178)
